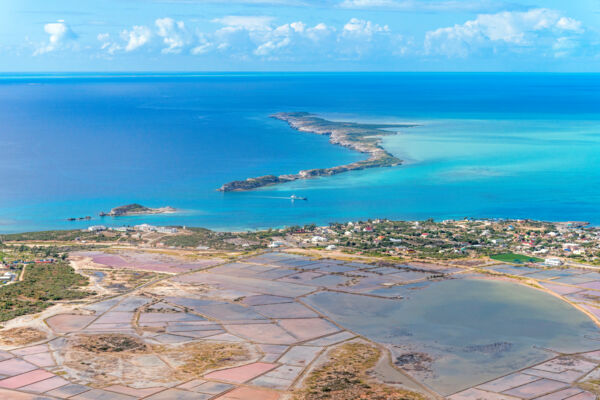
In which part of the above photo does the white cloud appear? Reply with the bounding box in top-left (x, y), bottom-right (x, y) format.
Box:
top-left (255, 37), bottom-right (291, 55)
top-left (156, 17), bottom-right (188, 53)
top-left (97, 33), bottom-right (112, 50)
top-left (342, 18), bottom-right (389, 38)
top-left (34, 20), bottom-right (76, 55)
top-left (91, 15), bottom-right (399, 62)
top-left (341, 0), bottom-right (395, 6)
top-left (99, 25), bottom-right (152, 54)
top-left (121, 26), bottom-right (152, 52)
top-left (425, 8), bottom-right (585, 57)
top-left (205, 16), bottom-right (337, 59)
top-left (339, 0), bottom-right (524, 12)
top-left (212, 16), bottom-right (274, 31)
top-left (553, 36), bottom-right (579, 58)
top-left (306, 23), bottom-right (335, 41)
top-left (336, 18), bottom-right (394, 58)
top-left (556, 17), bottom-right (583, 33)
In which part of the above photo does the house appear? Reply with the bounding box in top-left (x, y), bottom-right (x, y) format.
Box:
top-left (268, 241), bottom-right (285, 248)
top-left (87, 225), bottom-right (107, 232)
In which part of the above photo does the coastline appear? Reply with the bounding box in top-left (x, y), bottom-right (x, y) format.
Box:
top-left (218, 112), bottom-right (416, 192)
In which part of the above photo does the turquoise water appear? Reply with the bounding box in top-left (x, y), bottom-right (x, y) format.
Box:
top-left (304, 278), bottom-right (600, 395)
top-left (0, 73), bottom-right (599, 232)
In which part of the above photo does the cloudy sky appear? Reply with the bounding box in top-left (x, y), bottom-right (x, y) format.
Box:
top-left (1, 0), bottom-right (599, 71)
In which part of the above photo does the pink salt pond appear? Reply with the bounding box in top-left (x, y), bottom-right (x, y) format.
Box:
top-left (22, 352), bottom-right (55, 368)
top-left (46, 314), bottom-right (96, 333)
top-left (502, 378), bottom-right (569, 398)
top-left (204, 362), bottom-right (276, 383)
top-left (0, 369), bottom-right (55, 389)
top-left (18, 375), bottom-right (68, 393)
top-left (104, 385), bottom-right (165, 397)
top-left (225, 323), bottom-right (297, 345)
top-left (449, 388), bottom-right (520, 399)
top-left (0, 359), bottom-right (37, 376)
top-left (251, 302), bottom-right (318, 319)
top-left (216, 386), bottom-right (280, 400)
top-left (278, 318), bottom-right (339, 341)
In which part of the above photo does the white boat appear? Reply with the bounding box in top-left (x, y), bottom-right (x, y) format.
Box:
top-left (290, 195), bottom-right (307, 201)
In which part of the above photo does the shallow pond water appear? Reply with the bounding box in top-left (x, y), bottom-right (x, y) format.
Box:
top-left (304, 278), bottom-right (600, 395)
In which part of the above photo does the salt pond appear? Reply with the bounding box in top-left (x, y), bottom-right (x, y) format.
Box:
top-left (304, 278), bottom-right (600, 396)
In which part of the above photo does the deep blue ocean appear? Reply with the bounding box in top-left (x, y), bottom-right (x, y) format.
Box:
top-left (1, 73), bottom-right (599, 233)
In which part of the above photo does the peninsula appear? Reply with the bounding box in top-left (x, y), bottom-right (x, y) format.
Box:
top-left (218, 112), bottom-right (416, 191)
top-left (99, 203), bottom-right (176, 217)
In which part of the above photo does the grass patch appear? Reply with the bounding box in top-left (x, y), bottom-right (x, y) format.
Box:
top-left (0, 262), bottom-right (91, 322)
top-left (0, 327), bottom-right (47, 346)
top-left (159, 341), bottom-right (250, 380)
top-left (72, 334), bottom-right (147, 353)
top-left (491, 253), bottom-right (543, 264)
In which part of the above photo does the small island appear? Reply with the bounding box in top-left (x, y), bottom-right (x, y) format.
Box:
top-left (99, 204), bottom-right (176, 217)
top-left (218, 112), bottom-right (416, 191)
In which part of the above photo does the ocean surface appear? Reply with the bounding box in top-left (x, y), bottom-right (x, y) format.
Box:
top-left (0, 73), bottom-right (599, 233)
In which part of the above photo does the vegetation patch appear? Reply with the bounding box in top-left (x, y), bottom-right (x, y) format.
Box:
top-left (2, 230), bottom-right (120, 243)
top-left (295, 342), bottom-right (425, 400)
top-left (82, 269), bottom-right (159, 295)
top-left (156, 341), bottom-right (250, 379)
top-left (63, 336), bottom-right (251, 388)
top-left (0, 262), bottom-right (91, 322)
top-left (72, 334), bottom-right (147, 353)
top-left (491, 253), bottom-right (543, 264)
top-left (161, 227), bottom-right (267, 250)
top-left (0, 327), bottom-right (47, 346)
top-left (578, 378), bottom-right (600, 396)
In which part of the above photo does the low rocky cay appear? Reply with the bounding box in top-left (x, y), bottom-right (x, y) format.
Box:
top-left (218, 112), bottom-right (416, 191)
top-left (99, 204), bottom-right (176, 217)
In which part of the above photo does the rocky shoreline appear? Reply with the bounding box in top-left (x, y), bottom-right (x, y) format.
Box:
top-left (218, 112), bottom-right (416, 192)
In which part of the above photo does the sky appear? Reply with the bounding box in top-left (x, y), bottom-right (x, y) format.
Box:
top-left (1, 0), bottom-right (599, 72)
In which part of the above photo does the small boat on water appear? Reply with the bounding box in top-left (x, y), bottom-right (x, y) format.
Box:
top-left (290, 195), bottom-right (307, 201)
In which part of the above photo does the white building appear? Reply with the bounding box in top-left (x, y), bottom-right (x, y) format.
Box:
top-left (311, 236), bottom-right (327, 243)
top-left (156, 227), bottom-right (178, 234)
top-left (135, 224), bottom-right (156, 232)
top-left (544, 257), bottom-right (563, 267)
top-left (87, 225), bottom-right (107, 232)
top-left (0, 272), bottom-right (15, 282)
top-left (269, 241), bottom-right (285, 248)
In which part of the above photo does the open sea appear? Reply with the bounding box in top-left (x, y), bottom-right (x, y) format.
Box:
top-left (1, 72), bottom-right (599, 233)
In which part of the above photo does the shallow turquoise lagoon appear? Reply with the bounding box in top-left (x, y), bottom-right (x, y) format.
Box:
top-left (303, 278), bottom-right (600, 395)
